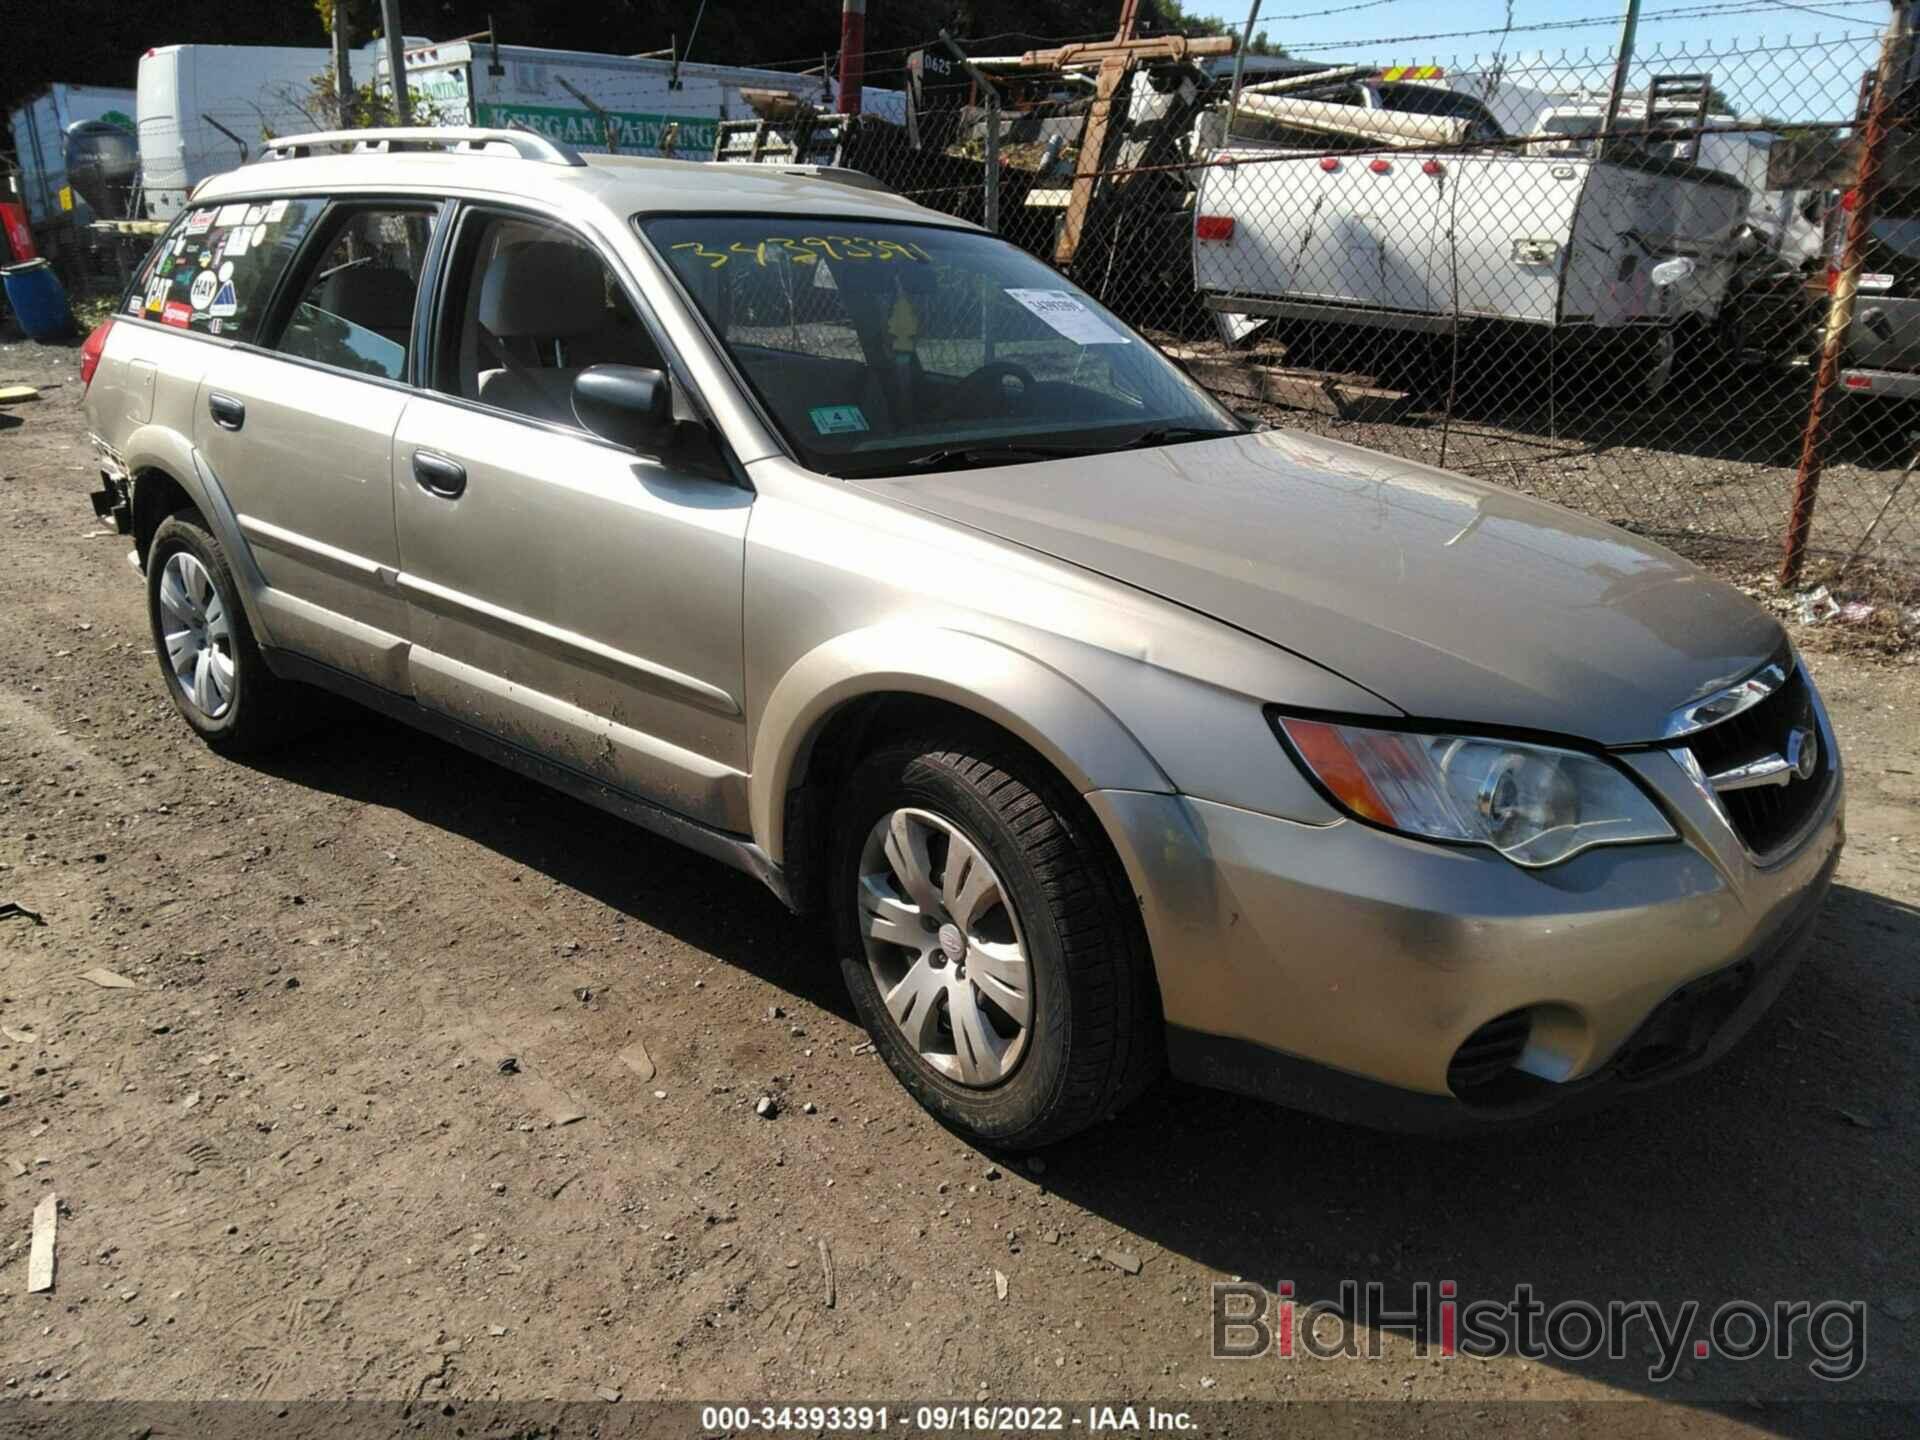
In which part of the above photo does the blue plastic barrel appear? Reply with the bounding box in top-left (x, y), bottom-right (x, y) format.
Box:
top-left (2, 259), bottom-right (75, 342)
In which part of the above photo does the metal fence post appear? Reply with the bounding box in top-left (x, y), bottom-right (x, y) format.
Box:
top-left (938, 29), bottom-right (1004, 233)
top-left (983, 95), bottom-right (999, 233)
top-left (1782, 0), bottom-right (1914, 586)
top-left (1600, 0), bottom-right (1643, 147)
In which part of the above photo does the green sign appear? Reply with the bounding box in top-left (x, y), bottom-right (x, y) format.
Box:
top-left (475, 102), bottom-right (718, 156)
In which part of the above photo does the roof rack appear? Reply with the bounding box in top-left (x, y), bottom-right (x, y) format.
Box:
top-left (775, 164), bottom-right (896, 195)
top-left (257, 127), bottom-right (586, 168)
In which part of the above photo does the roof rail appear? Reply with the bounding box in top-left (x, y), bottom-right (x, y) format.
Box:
top-left (257, 127), bottom-right (586, 168)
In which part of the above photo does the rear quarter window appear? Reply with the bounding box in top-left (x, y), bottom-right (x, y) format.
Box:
top-left (130, 197), bottom-right (323, 341)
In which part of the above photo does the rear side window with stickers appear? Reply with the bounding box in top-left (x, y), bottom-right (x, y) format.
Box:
top-left (132, 198), bottom-right (323, 341)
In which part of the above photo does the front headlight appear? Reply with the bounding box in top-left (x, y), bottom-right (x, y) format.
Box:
top-left (1274, 716), bottom-right (1675, 868)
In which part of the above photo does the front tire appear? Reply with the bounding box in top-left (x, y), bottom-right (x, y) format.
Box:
top-left (832, 731), bottom-right (1161, 1149)
top-left (146, 511), bottom-right (298, 754)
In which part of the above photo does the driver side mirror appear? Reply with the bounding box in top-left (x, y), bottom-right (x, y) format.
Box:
top-left (573, 364), bottom-right (673, 452)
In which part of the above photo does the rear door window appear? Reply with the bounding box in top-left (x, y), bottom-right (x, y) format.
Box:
top-left (133, 198), bottom-right (323, 340)
top-left (268, 206), bottom-right (436, 381)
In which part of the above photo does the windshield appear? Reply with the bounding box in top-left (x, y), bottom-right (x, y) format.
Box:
top-left (641, 215), bottom-right (1239, 476)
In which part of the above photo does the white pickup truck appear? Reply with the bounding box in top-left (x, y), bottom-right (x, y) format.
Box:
top-left (1190, 75), bottom-right (1751, 369)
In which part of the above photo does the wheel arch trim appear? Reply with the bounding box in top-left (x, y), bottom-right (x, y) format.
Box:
top-left (122, 427), bottom-right (277, 649)
top-left (750, 624), bottom-right (1172, 867)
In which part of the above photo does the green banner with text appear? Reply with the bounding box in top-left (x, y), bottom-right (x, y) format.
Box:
top-left (474, 102), bottom-right (718, 156)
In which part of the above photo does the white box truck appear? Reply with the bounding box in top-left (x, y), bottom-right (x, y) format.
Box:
top-left (390, 39), bottom-right (903, 158)
top-left (136, 40), bottom-right (424, 219)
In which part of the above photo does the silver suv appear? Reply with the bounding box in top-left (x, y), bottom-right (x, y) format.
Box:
top-left (82, 127), bottom-right (1843, 1147)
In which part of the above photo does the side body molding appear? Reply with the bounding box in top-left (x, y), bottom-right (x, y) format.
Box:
top-left (750, 624), bottom-right (1173, 867)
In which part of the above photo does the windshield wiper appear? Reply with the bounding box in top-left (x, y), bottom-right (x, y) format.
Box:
top-left (900, 442), bottom-right (1094, 470)
top-left (1117, 425), bottom-right (1242, 450)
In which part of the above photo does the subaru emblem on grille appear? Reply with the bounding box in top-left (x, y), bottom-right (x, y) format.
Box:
top-left (1786, 725), bottom-right (1819, 782)
top-left (1705, 722), bottom-right (1822, 794)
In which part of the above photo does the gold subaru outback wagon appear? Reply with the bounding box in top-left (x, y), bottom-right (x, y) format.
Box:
top-left (82, 127), bottom-right (1842, 1147)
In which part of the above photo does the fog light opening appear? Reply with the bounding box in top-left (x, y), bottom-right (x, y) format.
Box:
top-left (1447, 1009), bottom-right (1536, 1102)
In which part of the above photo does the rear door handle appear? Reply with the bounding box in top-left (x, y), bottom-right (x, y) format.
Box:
top-left (412, 450), bottom-right (467, 500)
top-left (207, 393), bottom-right (245, 431)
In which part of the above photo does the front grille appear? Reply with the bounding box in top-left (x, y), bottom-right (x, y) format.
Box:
top-left (1447, 1010), bottom-right (1533, 1098)
top-left (1684, 664), bottom-right (1830, 857)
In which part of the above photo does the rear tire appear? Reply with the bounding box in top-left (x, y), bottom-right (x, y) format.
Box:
top-left (146, 511), bottom-right (301, 755)
top-left (832, 730), bottom-right (1161, 1149)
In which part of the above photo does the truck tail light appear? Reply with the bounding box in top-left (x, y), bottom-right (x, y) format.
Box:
top-left (1195, 215), bottom-right (1234, 241)
top-left (1422, 159), bottom-right (1445, 176)
top-left (1319, 156), bottom-right (1340, 172)
top-left (1369, 158), bottom-right (1392, 174)
top-left (79, 319), bottom-right (114, 392)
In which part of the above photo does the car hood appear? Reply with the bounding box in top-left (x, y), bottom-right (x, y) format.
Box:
top-left (849, 430), bottom-right (1783, 745)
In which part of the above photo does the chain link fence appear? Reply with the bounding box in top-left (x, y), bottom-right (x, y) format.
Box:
top-left (728, 26), bottom-right (1920, 639)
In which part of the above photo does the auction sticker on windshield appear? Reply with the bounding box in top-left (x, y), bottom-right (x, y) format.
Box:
top-left (1005, 288), bottom-right (1130, 346)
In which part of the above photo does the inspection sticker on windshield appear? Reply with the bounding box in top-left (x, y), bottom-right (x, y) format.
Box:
top-left (810, 404), bottom-right (870, 435)
top-left (1004, 288), bottom-right (1129, 345)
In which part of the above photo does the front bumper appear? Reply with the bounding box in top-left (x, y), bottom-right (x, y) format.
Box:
top-left (1088, 721), bottom-right (1844, 1134)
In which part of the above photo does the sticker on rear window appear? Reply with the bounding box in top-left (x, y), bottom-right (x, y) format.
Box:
top-left (185, 209), bottom-right (215, 235)
top-left (1859, 272), bottom-right (1895, 291)
top-left (809, 404), bottom-right (869, 435)
top-left (1004, 288), bottom-right (1129, 346)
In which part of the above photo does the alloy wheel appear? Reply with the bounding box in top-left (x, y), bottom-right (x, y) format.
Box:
top-left (158, 550), bottom-right (235, 719)
top-left (857, 807), bottom-right (1034, 1087)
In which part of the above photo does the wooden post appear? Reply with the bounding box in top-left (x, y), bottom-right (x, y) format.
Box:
top-left (1017, 1), bottom-right (1232, 266)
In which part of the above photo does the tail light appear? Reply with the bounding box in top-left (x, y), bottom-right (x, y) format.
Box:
top-left (1195, 215), bottom-right (1234, 242)
top-left (1319, 156), bottom-right (1340, 172)
top-left (1369, 158), bottom-right (1392, 174)
top-left (1422, 159), bottom-right (1445, 176)
top-left (79, 319), bottom-right (114, 391)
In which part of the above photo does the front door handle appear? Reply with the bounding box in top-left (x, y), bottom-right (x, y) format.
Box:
top-left (412, 450), bottom-right (467, 500)
top-left (207, 393), bottom-right (245, 431)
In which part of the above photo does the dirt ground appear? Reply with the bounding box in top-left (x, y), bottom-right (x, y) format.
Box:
top-left (2, 330), bottom-right (1917, 1435)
